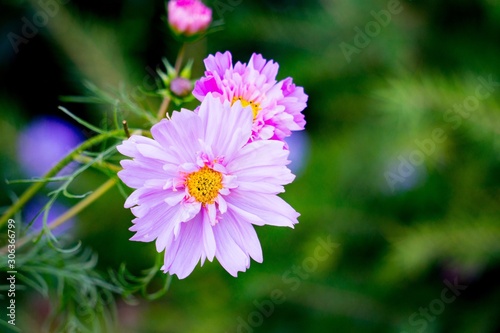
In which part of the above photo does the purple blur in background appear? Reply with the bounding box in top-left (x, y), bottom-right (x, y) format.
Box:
top-left (17, 116), bottom-right (84, 177)
top-left (24, 196), bottom-right (75, 236)
top-left (284, 130), bottom-right (310, 176)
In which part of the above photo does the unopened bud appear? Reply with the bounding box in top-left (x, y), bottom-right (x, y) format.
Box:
top-left (168, 0), bottom-right (212, 37)
top-left (170, 77), bottom-right (192, 97)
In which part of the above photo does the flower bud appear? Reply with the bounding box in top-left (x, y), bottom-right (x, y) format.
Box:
top-left (170, 77), bottom-right (192, 97)
top-left (168, 0), bottom-right (212, 37)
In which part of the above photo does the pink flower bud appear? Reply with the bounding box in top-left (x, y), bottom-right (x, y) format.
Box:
top-left (170, 77), bottom-right (192, 97)
top-left (168, 0), bottom-right (212, 37)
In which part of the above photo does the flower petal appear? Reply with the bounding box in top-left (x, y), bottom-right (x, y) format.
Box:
top-left (197, 94), bottom-right (253, 159)
top-left (193, 51), bottom-right (307, 142)
top-left (213, 218), bottom-right (250, 277)
top-left (150, 112), bottom-right (203, 163)
top-left (162, 214), bottom-right (204, 279)
top-left (224, 210), bottom-right (263, 263)
top-left (226, 190), bottom-right (299, 228)
top-left (202, 211), bottom-right (216, 261)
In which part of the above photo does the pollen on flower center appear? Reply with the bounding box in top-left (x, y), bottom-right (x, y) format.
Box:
top-left (232, 97), bottom-right (261, 119)
top-left (186, 166), bottom-right (223, 205)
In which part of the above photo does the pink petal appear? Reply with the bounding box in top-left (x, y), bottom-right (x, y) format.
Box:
top-left (202, 211), bottom-right (216, 261)
top-left (130, 203), bottom-right (182, 245)
top-left (213, 219), bottom-right (250, 277)
top-left (224, 210), bottom-right (263, 263)
top-left (203, 51), bottom-right (233, 76)
top-left (162, 214), bottom-right (204, 279)
top-left (118, 159), bottom-right (169, 189)
top-left (197, 94), bottom-right (253, 159)
top-left (150, 112), bottom-right (203, 163)
top-left (116, 135), bottom-right (160, 158)
top-left (226, 190), bottom-right (299, 228)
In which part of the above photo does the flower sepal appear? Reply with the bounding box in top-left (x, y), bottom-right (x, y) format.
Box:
top-left (156, 58), bottom-right (196, 106)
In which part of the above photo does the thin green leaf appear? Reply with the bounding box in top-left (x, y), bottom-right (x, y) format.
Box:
top-left (59, 106), bottom-right (106, 134)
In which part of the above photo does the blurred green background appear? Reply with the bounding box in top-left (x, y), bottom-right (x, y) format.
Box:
top-left (1, 0), bottom-right (500, 332)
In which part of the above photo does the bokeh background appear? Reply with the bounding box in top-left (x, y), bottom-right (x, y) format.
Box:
top-left (1, 0), bottom-right (500, 332)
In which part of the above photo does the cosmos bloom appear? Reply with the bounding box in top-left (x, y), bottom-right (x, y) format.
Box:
top-left (117, 94), bottom-right (299, 279)
top-left (193, 51), bottom-right (308, 142)
top-left (168, 0), bottom-right (212, 37)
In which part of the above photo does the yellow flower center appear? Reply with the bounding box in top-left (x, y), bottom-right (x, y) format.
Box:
top-left (186, 166), bottom-right (223, 205)
top-left (232, 97), bottom-right (261, 119)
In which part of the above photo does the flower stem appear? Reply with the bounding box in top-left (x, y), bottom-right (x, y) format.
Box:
top-left (45, 178), bottom-right (117, 231)
top-left (156, 43), bottom-right (186, 121)
top-left (0, 129), bottom-right (126, 229)
top-left (174, 43), bottom-right (186, 74)
top-left (156, 96), bottom-right (171, 121)
top-left (73, 155), bottom-right (122, 173)
top-left (0, 178), bottom-right (117, 254)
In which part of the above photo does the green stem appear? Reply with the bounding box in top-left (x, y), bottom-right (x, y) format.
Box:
top-left (48, 179), bottom-right (117, 231)
top-left (156, 43), bottom-right (186, 121)
top-left (73, 155), bottom-right (122, 173)
top-left (0, 129), bottom-right (126, 229)
top-left (156, 96), bottom-right (171, 121)
top-left (174, 43), bottom-right (186, 74)
top-left (0, 179), bottom-right (117, 254)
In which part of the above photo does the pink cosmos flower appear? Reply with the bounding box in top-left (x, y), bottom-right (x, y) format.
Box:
top-left (193, 51), bottom-right (308, 142)
top-left (168, 0), bottom-right (212, 37)
top-left (117, 94), bottom-right (299, 279)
